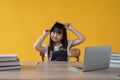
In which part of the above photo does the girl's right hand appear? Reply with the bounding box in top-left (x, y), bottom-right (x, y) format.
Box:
top-left (43, 29), bottom-right (50, 35)
top-left (65, 23), bottom-right (73, 30)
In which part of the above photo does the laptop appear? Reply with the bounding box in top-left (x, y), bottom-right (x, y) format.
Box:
top-left (69, 45), bottom-right (112, 72)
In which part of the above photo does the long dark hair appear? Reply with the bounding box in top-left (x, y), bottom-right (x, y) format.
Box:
top-left (48, 22), bottom-right (68, 58)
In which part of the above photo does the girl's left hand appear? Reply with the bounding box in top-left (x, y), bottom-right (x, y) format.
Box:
top-left (64, 23), bottom-right (73, 30)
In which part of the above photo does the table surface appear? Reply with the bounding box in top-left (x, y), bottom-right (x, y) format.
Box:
top-left (0, 61), bottom-right (120, 80)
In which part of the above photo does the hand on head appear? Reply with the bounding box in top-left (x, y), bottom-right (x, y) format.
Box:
top-left (43, 29), bottom-right (50, 35)
top-left (64, 23), bottom-right (73, 30)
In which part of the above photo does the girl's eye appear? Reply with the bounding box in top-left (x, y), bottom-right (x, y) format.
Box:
top-left (51, 32), bottom-right (54, 34)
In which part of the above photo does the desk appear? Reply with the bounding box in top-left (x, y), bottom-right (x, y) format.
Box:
top-left (0, 62), bottom-right (119, 80)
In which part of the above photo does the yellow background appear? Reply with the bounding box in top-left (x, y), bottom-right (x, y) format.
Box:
top-left (0, 0), bottom-right (120, 61)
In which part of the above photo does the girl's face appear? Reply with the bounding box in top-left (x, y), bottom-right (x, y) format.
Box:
top-left (50, 31), bottom-right (63, 43)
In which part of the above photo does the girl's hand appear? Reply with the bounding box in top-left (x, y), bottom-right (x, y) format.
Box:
top-left (43, 29), bottom-right (50, 35)
top-left (65, 23), bottom-right (73, 30)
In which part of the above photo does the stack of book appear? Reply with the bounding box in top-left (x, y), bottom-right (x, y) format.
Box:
top-left (0, 54), bottom-right (21, 71)
top-left (110, 53), bottom-right (120, 68)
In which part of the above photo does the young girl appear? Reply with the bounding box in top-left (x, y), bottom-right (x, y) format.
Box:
top-left (33, 22), bottom-right (85, 61)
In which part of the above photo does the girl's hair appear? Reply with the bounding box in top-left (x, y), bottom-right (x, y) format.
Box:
top-left (48, 22), bottom-right (68, 58)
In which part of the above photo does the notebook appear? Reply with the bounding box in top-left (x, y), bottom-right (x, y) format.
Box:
top-left (69, 45), bottom-right (112, 72)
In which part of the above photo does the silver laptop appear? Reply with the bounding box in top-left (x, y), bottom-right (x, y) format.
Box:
top-left (69, 45), bottom-right (112, 72)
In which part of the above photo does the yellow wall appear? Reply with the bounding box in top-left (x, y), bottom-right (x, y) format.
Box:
top-left (0, 0), bottom-right (120, 61)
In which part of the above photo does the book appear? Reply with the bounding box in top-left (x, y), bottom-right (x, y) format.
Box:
top-left (0, 57), bottom-right (18, 61)
top-left (110, 53), bottom-right (120, 68)
top-left (0, 54), bottom-right (18, 57)
top-left (0, 66), bottom-right (20, 71)
top-left (0, 59), bottom-right (20, 67)
top-left (111, 56), bottom-right (120, 60)
top-left (0, 54), bottom-right (21, 71)
top-left (110, 60), bottom-right (120, 64)
top-left (0, 54), bottom-right (18, 61)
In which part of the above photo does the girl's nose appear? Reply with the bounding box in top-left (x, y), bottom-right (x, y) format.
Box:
top-left (54, 33), bottom-right (57, 38)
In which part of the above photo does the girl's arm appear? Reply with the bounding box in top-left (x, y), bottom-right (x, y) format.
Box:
top-left (65, 23), bottom-right (86, 47)
top-left (33, 29), bottom-right (50, 53)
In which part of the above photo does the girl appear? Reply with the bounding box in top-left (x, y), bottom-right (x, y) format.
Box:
top-left (33, 22), bottom-right (85, 61)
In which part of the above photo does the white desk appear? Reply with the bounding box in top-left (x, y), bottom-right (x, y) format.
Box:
top-left (0, 62), bottom-right (119, 80)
